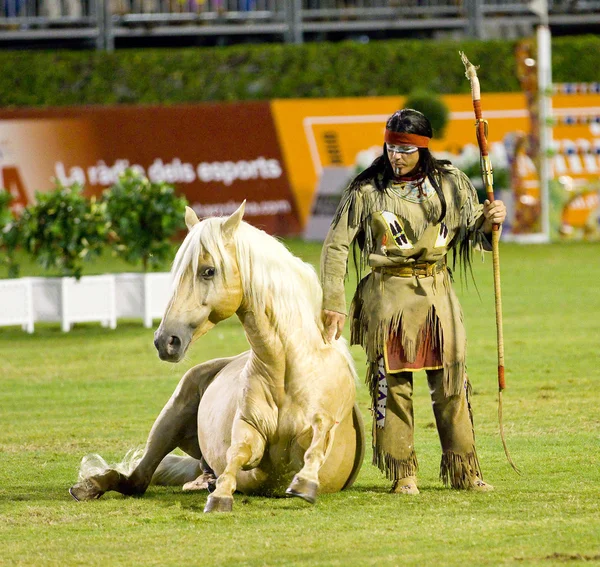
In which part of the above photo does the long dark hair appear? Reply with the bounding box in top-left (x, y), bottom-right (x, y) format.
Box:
top-left (349, 108), bottom-right (451, 223)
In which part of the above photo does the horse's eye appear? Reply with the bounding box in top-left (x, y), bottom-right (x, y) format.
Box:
top-left (200, 267), bottom-right (215, 280)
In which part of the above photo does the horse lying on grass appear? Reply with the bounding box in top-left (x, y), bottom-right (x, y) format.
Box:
top-left (70, 203), bottom-right (365, 512)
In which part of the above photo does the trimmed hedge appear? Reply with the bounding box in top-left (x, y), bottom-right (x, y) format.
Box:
top-left (0, 35), bottom-right (597, 107)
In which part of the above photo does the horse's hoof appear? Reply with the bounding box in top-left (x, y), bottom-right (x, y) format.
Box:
top-left (285, 475), bottom-right (318, 504)
top-left (182, 479), bottom-right (207, 492)
top-left (69, 479), bottom-right (104, 502)
top-left (182, 473), bottom-right (216, 492)
top-left (204, 494), bottom-right (233, 513)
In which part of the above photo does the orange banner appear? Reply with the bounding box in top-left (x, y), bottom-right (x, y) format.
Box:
top-left (272, 94), bottom-right (539, 228)
top-left (271, 92), bottom-right (600, 237)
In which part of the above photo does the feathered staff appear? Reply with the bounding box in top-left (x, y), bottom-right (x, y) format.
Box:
top-left (460, 51), bottom-right (520, 474)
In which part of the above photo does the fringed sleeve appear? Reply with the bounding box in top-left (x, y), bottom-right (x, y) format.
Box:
top-left (450, 168), bottom-right (493, 274)
top-left (320, 185), bottom-right (364, 315)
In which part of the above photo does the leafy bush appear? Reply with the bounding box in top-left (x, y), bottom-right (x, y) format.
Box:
top-left (404, 90), bottom-right (450, 139)
top-left (0, 189), bottom-right (21, 278)
top-left (102, 170), bottom-right (188, 271)
top-left (19, 184), bottom-right (109, 279)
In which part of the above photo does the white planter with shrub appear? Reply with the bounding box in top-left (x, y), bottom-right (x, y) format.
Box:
top-left (0, 171), bottom-right (186, 334)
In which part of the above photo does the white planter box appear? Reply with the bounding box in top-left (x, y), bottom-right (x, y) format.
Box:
top-left (31, 277), bottom-right (62, 322)
top-left (115, 273), bottom-right (145, 319)
top-left (29, 275), bottom-right (117, 332)
top-left (1, 272), bottom-right (171, 333)
top-left (115, 272), bottom-right (171, 328)
top-left (0, 278), bottom-right (34, 333)
top-left (60, 275), bottom-right (117, 332)
top-left (115, 272), bottom-right (172, 328)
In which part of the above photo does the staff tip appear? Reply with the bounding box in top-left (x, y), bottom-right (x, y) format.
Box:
top-left (459, 51), bottom-right (479, 78)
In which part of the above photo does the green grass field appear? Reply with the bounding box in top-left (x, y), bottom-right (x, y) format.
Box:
top-left (1, 240), bottom-right (599, 566)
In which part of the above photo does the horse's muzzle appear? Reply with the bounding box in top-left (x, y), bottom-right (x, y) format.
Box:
top-left (154, 327), bottom-right (189, 362)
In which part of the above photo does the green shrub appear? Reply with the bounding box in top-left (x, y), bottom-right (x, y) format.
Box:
top-left (19, 184), bottom-right (109, 279)
top-left (0, 189), bottom-right (21, 278)
top-left (102, 170), bottom-right (188, 271)
top-left (404, 90), bottom-right (450, 139)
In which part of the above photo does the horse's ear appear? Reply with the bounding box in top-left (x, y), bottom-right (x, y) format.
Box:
top-left (221, 200), bottom-right (246, 239)
top-left (185, 206), bottom-right (200, 231)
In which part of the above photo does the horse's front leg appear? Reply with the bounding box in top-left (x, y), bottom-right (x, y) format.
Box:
top-left (286, 411), bottom-right (337, 504)
top-left (204, 418), bottom-right (266, 513)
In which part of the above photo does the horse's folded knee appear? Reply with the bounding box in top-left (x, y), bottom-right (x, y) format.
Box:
top-left (241, 452), bottom-right (263, 470)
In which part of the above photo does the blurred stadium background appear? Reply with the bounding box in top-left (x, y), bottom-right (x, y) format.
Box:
top-left (0, 0), bottom-right (599, 50)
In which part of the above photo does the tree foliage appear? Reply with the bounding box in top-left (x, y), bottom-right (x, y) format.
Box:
top-left (19, 184), bottom-right (109, 279)
top-left (102, 170), bottom-right (188, 272)
top-left (404, 90), bottom-right (450, 139)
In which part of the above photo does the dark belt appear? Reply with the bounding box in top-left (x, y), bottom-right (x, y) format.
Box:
top-left (372, 259), bottom-right (446, 278)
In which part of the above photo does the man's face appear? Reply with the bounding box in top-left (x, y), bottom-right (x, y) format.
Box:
top-left (386, 144), bottom-right (420, 176)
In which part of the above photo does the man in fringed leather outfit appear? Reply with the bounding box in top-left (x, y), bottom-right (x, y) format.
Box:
top-left (320, 109), bottom-right (506, 494)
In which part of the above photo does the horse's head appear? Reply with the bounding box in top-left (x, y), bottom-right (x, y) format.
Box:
top-left (154, 203), bottom-right (245, 362)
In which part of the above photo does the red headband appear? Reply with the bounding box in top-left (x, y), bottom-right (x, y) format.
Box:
top-left (384, 130), bottom-right (430, 148)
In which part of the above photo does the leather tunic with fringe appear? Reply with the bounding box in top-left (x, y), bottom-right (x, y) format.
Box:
top-left (320, 165), bottom-right (491, 398)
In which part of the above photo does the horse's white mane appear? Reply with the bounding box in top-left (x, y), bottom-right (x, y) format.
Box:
top-left (171, 217), bottom-right (325, 339)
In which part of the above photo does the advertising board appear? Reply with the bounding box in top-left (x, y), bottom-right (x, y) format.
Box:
top-left (0, 103), bottom-right (300, 235)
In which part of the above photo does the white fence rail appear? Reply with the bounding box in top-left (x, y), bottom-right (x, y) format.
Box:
top-left (0, 272), bottom-right (172, 332)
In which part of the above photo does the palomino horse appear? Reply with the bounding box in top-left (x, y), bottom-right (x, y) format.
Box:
top-left (70, 203), bottom-right (365, 512)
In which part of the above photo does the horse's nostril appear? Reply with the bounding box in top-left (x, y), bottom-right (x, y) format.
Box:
top-left (168, 336), bottom-right (181, 349)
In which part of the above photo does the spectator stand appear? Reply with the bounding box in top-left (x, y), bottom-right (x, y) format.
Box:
top-left (0, 0), bottom-right (102, 48)
top-left (0, 0), bottom-right (599, 51)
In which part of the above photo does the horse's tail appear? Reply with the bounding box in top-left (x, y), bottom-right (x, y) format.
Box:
top-left (77, 450), bottom-right (201, 486)
top-left (151, 454), bottom-right (202, 486)
top-left (77, 448), bottom-right (144, 482)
